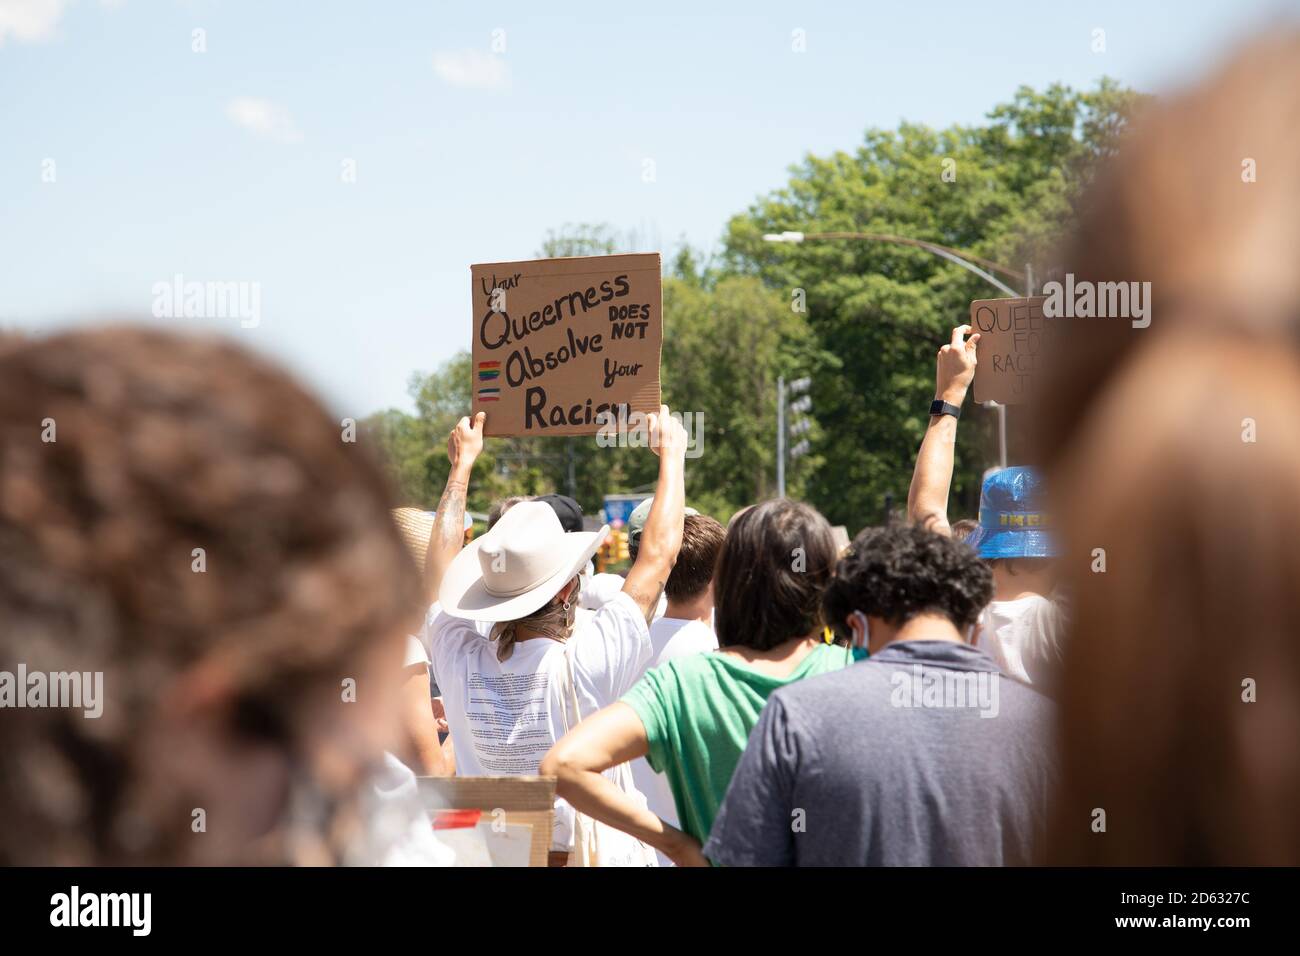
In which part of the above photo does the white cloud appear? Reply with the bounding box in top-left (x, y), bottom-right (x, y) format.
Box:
top-left (432, 49), bottom-right (510, 91)
top-left (0, 0), bottom-right (69, 45)
top-left (225, 97), bottom-right (303, 144)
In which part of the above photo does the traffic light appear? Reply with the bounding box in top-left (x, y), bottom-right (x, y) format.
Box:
top-left (778, 375), bottom-right (814, 497)
top-left (616, 530), bottom-right (630, 562)
top-left (787, 380), bottom-right (813, 459)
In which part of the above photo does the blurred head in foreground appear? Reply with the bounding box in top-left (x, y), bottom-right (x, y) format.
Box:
top-left (0, 327), bottom-right (421, 864)
top-left (1036, 32), bottom-right (1300, 864)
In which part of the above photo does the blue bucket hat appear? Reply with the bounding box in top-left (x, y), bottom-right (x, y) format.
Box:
top-left (965, 466), bottom-right (1056, 561)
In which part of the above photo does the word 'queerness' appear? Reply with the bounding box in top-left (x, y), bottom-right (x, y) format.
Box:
top-left (478, 273), bottom-right (632, 355)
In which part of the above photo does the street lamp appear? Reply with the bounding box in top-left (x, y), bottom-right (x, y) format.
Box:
top-left (763, 230), bottom-right (1025, 468)
top-left (762, 230), bottom-right (1022, 295)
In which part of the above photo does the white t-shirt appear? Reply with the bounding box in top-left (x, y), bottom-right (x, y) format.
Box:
top-left (408, 608), bottom-right (491, 697)
top-left (976, 593), bottom-right (1066, 693)
top-left (629, 616), bottom-right (718, 865)
top-left (425, 591), bottom-right (652, 851)
top-left (581, 571), bottom-right (667, 621)
top-left (643, 616), bottom-right (718, 674)
top-left (403, 635), bottom-right (429, 670)
top-left (354, 752), bottom-right (455, 867)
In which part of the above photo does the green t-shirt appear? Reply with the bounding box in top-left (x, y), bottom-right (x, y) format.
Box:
top-left (621, 643), bottom-right (850, 845)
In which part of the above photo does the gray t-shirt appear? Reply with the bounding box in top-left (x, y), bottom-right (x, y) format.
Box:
top-left (703, 640), bottom-right (1056, 866)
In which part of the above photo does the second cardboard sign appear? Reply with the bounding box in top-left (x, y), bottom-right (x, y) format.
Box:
top-left (971, 295), bottom-right (1054, 405)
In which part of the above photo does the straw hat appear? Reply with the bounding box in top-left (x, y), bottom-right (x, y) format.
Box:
top-left (438, 501), bottom-right (609, 622)
top-left (392, 507), bottom-right (472, 574)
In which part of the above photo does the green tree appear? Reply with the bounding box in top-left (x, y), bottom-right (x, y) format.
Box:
top-left (367, 81), bottom-right (1141, 530)
top-left (722, 81), bottom-right (1144, 528)
top-left (661, 273), bottom-right (829, 519)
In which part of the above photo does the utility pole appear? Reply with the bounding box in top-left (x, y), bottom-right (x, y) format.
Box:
top-left (776, 376), bottom-right (786, 498)
top-left (565, 438), bottom-right (576, 499)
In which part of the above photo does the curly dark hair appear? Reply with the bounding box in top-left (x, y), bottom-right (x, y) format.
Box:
top-left (823, 524), bottom-right (993, 636)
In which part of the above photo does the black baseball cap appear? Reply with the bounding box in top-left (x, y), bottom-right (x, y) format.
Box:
top-left (535, 493), bottom-right (584, 533)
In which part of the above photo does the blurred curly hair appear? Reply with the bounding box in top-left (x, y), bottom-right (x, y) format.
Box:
top-left (0, 326), bottom-right (421, 865)
top-left (823, 524), bottom-right (992, 637)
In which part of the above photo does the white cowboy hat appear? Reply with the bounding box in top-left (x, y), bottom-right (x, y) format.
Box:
top-left (438, 501), bottom-right (610, 622)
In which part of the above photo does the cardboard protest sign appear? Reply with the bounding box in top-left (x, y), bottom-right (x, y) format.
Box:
top-left (971, 295), bottom-right (1054, 405)
top-left (471, 253), bottom-right (662, 436)
top-left (417, 775), bottom-right (556, 867)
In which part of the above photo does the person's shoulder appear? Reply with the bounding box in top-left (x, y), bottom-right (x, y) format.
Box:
top-left (679, 618), bottom-right (718, 643)
top-left (804, 642), bottom-right (853, 673)
top-left (655, 618), bottom-right (717, 655)
top-left (648, 615), bottom-right (685, 641)
top-left (426, 605), bottom-right (490, 651)
top-left (643, 645), bottom-right (724, 686)
top-left (569, 592), bottom-right (650, 676)
top-left (788, 655), bottom-right (864, 692)
top-left (772, 655), bottom-right (884, 715)
top-left (997, 675), bottom-right (1058, 716)
top-left (429, 604), bottom-right (477, 631)
top-left (584, 589), bottom-right (648, 635)
top-left (622, 643), bottom-right (713, 711)
top-left (751, 672), bottom-right (836, 741)
top-left (582, 572), bottom-right (626, 609)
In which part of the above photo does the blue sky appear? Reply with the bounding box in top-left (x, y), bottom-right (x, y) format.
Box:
top-left (2, 0), bottom-right (1296, 416)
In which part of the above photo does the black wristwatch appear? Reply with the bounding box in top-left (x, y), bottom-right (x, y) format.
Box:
top-left (929, 399), bottom-right (962, 419)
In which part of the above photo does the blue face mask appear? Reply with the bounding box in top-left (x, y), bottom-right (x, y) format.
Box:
top-left (847, 611), bottom-right (870, 662)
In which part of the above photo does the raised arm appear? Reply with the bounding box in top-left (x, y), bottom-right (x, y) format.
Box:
top-left (907, 325), bottom-right (980, 537)
top-left (400, 666), bottom-right (448, 776)
top-left (424, 412), bottom-right (485, 603)
top-left (540, 702), bottom-right (709, 867)
top-left (621, 405), bottom-right (687, 624)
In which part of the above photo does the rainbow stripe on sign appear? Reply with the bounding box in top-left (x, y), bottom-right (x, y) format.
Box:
top-left (477, 361), bottom-right (501, 402)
